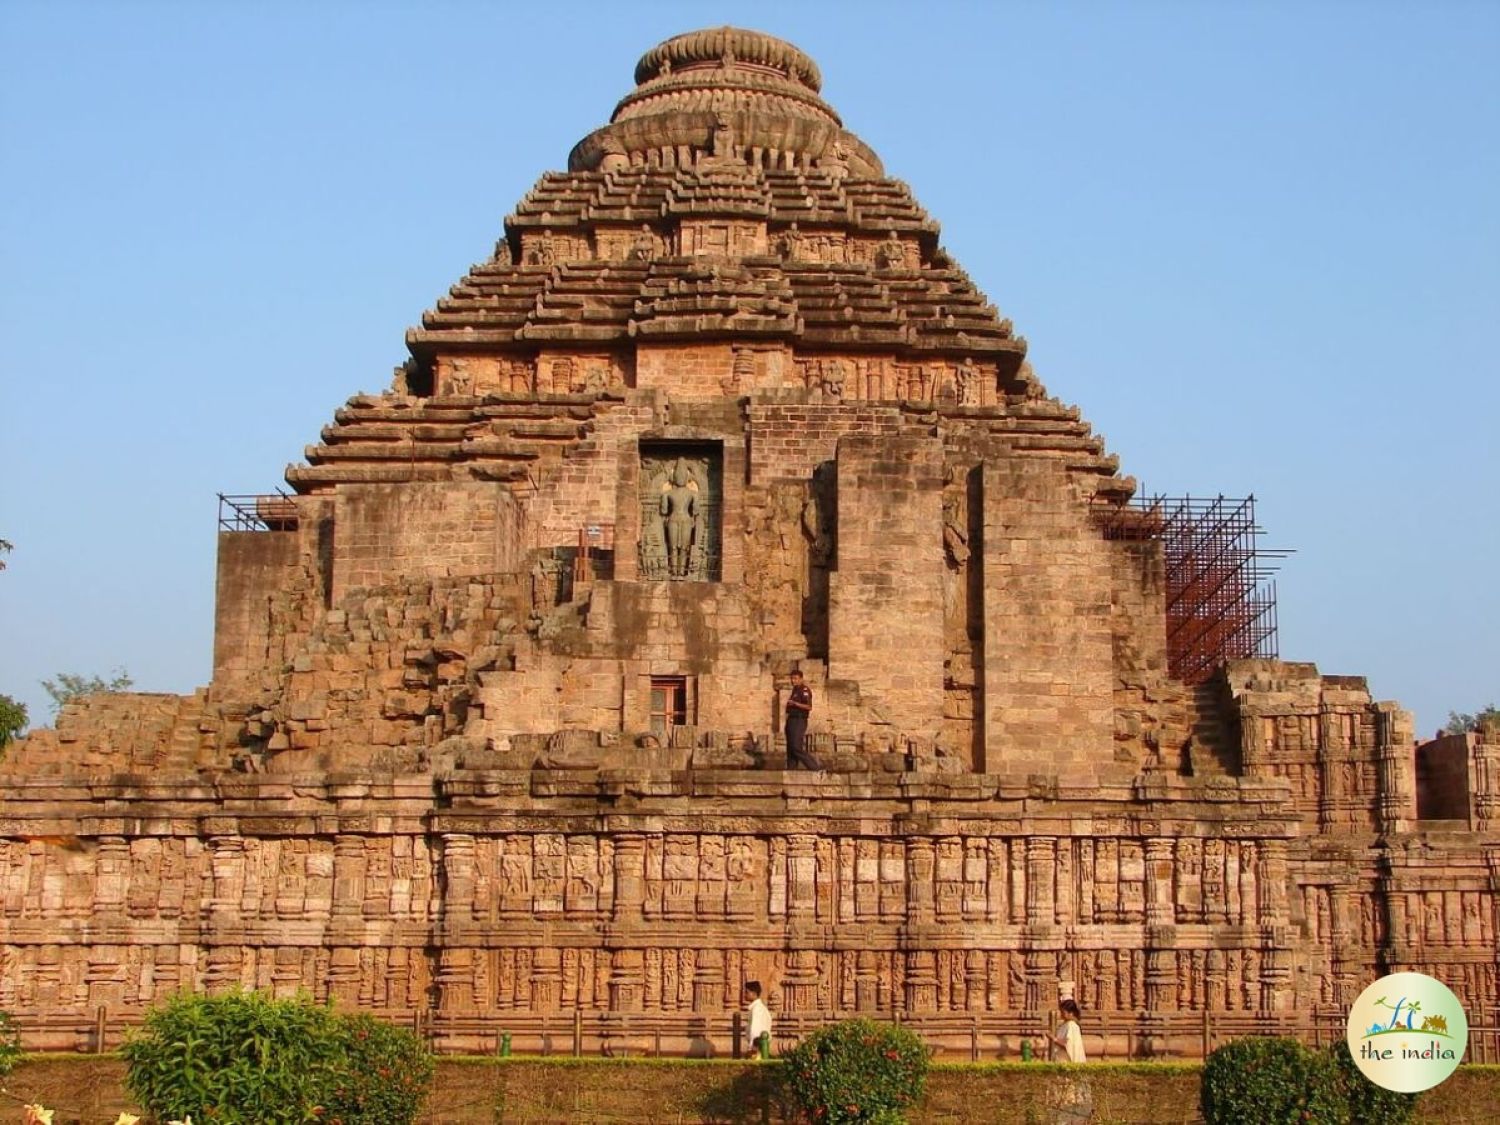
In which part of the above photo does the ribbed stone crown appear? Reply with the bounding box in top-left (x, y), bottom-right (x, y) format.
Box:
top-left (568, 27), bottom-right (883, 177)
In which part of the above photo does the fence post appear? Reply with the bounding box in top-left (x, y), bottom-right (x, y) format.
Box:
top-left (970, 1017), bottom-right (979, 1062)
top-left (1201, 1007), bottom-right (1211, 1059)
top-left (95, 1005), bottom-right (108, 1053)
top-left (573, 1007), bottom-right (583, 1057)
top-left (732, 1010), bottom-right (743, 1059)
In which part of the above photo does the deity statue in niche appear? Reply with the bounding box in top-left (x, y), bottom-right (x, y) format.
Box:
top-left (661, 461), bottom-right (699, 577)
top-left (640, 452), bottom-right (717, 581)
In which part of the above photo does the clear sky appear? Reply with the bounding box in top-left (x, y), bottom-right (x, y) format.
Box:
top-left (2, 1), bottom-right (1496, 739)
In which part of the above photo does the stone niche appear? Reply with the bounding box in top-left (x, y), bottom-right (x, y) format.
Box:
top-left (637, 441), bottom-right (723, 583)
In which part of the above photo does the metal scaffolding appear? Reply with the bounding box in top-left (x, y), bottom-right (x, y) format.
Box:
top-left (1096, 493), bottom-right (1288, 684)
top-left (217, 491), bottom-right (299, 532)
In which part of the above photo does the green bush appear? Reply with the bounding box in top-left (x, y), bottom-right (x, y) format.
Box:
top-left (783, 1018), bottom-right (930, 1125)
top-left (0, 1010), bottom-right (23, 1080)
top-left (1328, 1039), bottom-right (1417, 1124)
top-left (322, 1013), bottom-right (434, 1125)
top-left (1200, 1036), bottom-right (1345, 1125)
top-left (120, 991), bottom-right (432, 1125)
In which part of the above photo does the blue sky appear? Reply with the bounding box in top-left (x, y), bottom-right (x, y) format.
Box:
top-left (2, 1), bottom-right (1496, 738)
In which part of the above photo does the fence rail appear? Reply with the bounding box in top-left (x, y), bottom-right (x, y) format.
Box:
top-left (15, 1005), bottom-right (1500, 1064)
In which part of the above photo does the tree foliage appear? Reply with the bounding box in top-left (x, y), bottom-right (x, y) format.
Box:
top-left (1444, 703), bottom-right (1499, 735)
top-left (40, 668), bottom-right (133, 715)
top-left (0, 694), bottom-right (27, 750)
top-left (121, 991), bottom-right (433, 1125)
top-left (783, 1018), bottom-right (931, 1125)
top-left (0, 537), bottom-right (11, 571)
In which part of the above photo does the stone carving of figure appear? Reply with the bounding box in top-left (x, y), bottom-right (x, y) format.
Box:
top-left (508, 360), bottom-right (533, 395)
top-left (711, 113), bottom-right (736, 160)
top-left (775, 223), bottom-right (803, 260)
top-left (956, 359), bottom-right (980, 406)
top-left (629, 225), bottom-right (655, 263)
top-left (942, 491), bottom-right (969, 567)
top-left (493, 238), bottom-right (513, 266)
top-left (801, 495), bottom-right (832, 567)
top-left (822, 140), bottom-right (850, 182)
top-left (821, 358), bottom-right (846, 400)
top-left (527, 234), bottom-right (556, 266)
top-left (551, 356), bottom-right (575, 394)
top-left (659, 459), bottom-right (700, 579)
top-left (875, 231), bottom-right (905, 269)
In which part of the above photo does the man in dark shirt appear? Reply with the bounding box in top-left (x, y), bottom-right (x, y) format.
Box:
top-left (784, 669), bottom-right (821, 770)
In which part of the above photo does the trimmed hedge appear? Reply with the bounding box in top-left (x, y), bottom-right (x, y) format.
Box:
top-left (6, 1053), bottom-right (1499, 1123)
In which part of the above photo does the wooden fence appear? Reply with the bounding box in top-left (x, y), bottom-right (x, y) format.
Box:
top-left (15, 1004), bottom-right (1500, 1064)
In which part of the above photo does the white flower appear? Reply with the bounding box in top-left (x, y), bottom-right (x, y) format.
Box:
top-left (22, 1106), bottom-right (55, 1125)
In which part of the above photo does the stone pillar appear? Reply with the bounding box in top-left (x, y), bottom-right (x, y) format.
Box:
top-left (904, 951), bottom-right (937, 1013)
top-left (1256, 839), bottom-right (1290, 926)
top-left (1025, 837), bottom-right (1055, 926)
top-left (1144, 838), bottom-right (1174, 927)
top-left (787, 834), bottom-right (817, 922)
top-left (855, 950), bottom-right (880, 1010)
top-left (1375, 704), bottom-right (1415, 832)
top-left (328, 947), bottom-right (361, 1006)
top-left (1263, 945), bottom-right (1295, 1011)
top-left (612, 835), bottom-right (646, 922)
top-left (1205, 948), bottom-right (1228, 1010)
top-left (1145, 939), bottom-right (1177, 1012)
top-left (907, 838), bottom-right (935, 926)
top-left (437, 948), bottom-right (475, 1012)
top-left (94, 837), bottom-right (130, 917)
top-left (693, 948), bottom-right (724, 1012)
top-left (331, 835), bottom-right (367, 919)
top-left (768, 837), bottom-right (788, 918)
top-left (208, 836), bottom-right (246, 916)
top-left (610, 949), bottom-right (644, 1012)
top-left (1024, 949), bottom-right (1058, 1012)
top-left (441, 833), bottom-right (476, 929)
top-left (783, 950), bottom-right (821, 1012)
top-left (1472, 741), bottom-right (1500, 829)
top-left (202, 945), bottom-right (240, 992)
top-left (964, 950), bottom-right (986, 1012)
top-left (532, 947), bottom-right (562, 1012)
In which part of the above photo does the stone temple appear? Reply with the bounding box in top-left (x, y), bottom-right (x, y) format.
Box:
top-left (3, 27), bottom-right (1496, 1056)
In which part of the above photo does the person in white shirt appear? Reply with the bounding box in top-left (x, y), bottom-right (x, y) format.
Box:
top-left (1050, 997), bottom-right (1086, 1063)
top-left (744, 980), bottom-right (773, 1059)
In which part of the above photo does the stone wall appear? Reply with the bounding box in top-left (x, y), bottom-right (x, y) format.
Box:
top-left (213, 529), bottom-right (300, 693)
top-left (980, 457), bottom-right (1117, 777)
top-left (828, 434), bottom-right (947, 743)
top-left (331, 482), bottom-right (524, 602)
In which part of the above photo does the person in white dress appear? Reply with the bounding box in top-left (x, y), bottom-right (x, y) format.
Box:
top-left (744, 980), bottom-right (773, 1059)
top-left (1050, 998), bottom-right (1087, 1063)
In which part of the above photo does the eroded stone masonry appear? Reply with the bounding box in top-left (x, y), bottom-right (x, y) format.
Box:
top-left (3, 28), bottom-right (1496, 1055)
